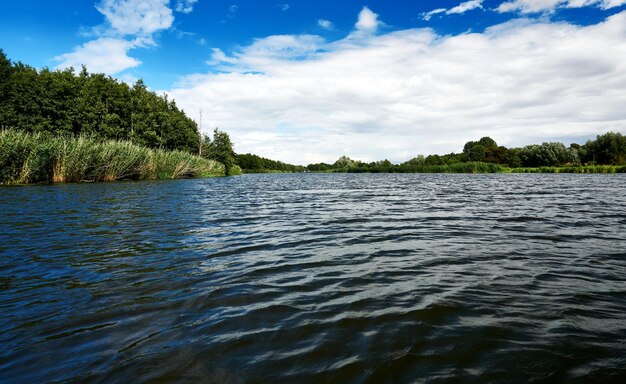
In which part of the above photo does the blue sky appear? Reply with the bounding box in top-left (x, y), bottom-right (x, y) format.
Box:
top-left (1, 0), bottom-right (626, 163)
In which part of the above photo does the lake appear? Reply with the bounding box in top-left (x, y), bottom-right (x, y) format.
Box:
top-left (1, 173), bottom-right (625, 383)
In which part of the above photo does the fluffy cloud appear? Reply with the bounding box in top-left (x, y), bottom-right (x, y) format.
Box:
top-left (497, 0), bottom-right (626, 13)
top-left (167, 10), bottom-right (626, 164)
top-left (449, 0), bottom-right (485, 14)
top-left (55, 38), bottom-right (141, 74)
top-left (56, 0), bottom-right (180, 75)
top-left (176, 0), bottom-right (199, 14)
top-left (355, 7), bottom-right (380, 33)
top-left (422, 0), bottom-right (484, 20)
top-left (96, 0), bottom-right (173, 36)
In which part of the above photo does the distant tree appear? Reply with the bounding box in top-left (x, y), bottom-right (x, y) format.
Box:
top-left (486, 146), bottom-right (509, 164)
top-left (404, 155), bottom-right (425, 166)
top-left (506, 148), bottom-right (522, 168)
top-left (333, 155), bottom-right (357, 169)
top-left (477, 136), bottom-right (497, 149)
top-left (519, 142), bottom-right (576, 167)
top-left (424, 154), bottom-right (444, 165)
top-left (466, 144), bottom-right (486, 162)
top-left (582, 132), bottom-right (626, 165)
top-left (204, 128), bottom-right (236, 175)
top-left (462, 136), bottom-right (507, 163)
top-left (307, 163), bottom-right (333, 172)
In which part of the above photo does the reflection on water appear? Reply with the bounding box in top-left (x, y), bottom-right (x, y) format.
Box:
top-left (1, 174), bottom-right (626, 383)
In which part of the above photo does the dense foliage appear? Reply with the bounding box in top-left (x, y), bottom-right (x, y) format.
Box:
top-left (202, 128), bottom-right (241, 175)
top-left (305, 133), bottom-right (626, 173)
top-left (0, 49), bottom-right (200, 153)
top-left (236, 153), bottom-right (305, 173)
top-left (307, 158), bottom-right (501, 173)
top-left (0, 130), bottom-right (224, 184)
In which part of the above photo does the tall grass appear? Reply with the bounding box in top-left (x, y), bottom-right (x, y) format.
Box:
top-left (511, 165), bottom-right (625, 174)
top-left (0, 130), bottom-right (225, 185)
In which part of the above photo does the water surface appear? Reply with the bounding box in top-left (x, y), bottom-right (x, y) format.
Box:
top-left (1, 174), bottom-right (625, 383)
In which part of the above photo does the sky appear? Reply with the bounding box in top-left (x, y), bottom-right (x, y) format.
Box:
top-left (1, 0), bottom-right (626, 164)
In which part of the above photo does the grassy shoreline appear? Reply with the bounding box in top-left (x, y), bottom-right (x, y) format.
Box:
top-left (508, 165), bottom-right (626, 173)
top-left (251, 163), bottom-right (626, 174)
top-left (0, 130), bottom-right (227, 185)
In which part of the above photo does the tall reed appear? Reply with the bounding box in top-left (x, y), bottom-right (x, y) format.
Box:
top-left (511, 165), bottom-right (622, 174)
top-left (0, 130), bottom-right (225, 185)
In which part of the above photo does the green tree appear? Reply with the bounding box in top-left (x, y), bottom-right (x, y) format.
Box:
top-left (0, 51), bottom-right (202, 153)
top-left (466, 144), bottom-right (486, 162)
top-left (463, 137), bottom-right (504, 163)
top-left (506, 148), bottom-right (522, 168)
top-left (0, 49), bottom-right (13, 126)
top-left (519, 142), bottom-right (576, 167)
top-left (333, 155), bottom-right (357, 169)
top-left (205, 128), bottom-right (236, 175)
top-left (582, 132), bottom-right (626, 165)
top-left (424, 154), bottom-right (444, 165)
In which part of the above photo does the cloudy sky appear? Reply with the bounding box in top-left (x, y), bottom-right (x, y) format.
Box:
top-left (1, 0), bottom-right (625, 164)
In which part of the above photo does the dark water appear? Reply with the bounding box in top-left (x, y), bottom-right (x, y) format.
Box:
top-left (1, 174), bottom-right (625, 383)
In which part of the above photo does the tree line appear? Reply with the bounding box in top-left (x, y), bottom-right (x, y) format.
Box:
top-left (0, 49), bottom-right (202, 153)
top-left (0, 49), bottom-right (245, 174)
top-left (304, 133), bottom-right (626, 173)
top-left (236, 153), bottom-right (305, 173)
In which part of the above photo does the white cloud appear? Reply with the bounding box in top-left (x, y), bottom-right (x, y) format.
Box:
top-left (421, 0), bottom-right (484, 20)
top-left (355, 7), bottom-right (380, 33)
top-left (601, 0), bottom-right (626, 7)
top-left (176, 0), bottom-right (199, 14)
top-left (54, 38), bottom-right (141, 74)
top-left (448, 0), bottom-right (485, 14)
top-left (96, 0), bottom-right (174, 36)
top-left (208, 48), bottom-right (238, 65)
top-left (56, 0), bottom-right (182, 75)
top-left (280, 4), bottom-right (290, 11)
top-left (497, 0), bottom-right (626, 13)
top-left (167, 10), bottom-right (626, 164)
top-left (209, 35), bottom-right (325, 71)
top-left (422, 9), bottom-right (447, 21)
top-left (318, 19), bottom-right (333, 30)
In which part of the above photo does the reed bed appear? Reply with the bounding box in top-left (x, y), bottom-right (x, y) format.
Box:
top-left (0, 130), bottom-right (224, 185)
top-left (511, 165), bottom-right (626, 173)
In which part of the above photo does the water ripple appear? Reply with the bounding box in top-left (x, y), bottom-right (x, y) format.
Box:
top-left (1, 174), bottom-right (625, 383)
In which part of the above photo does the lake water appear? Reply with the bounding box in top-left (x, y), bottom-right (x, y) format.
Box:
top-left (1, 173), bottom-right (625, 383)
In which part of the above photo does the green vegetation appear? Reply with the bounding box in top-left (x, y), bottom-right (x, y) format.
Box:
top-left (0, 130), bottom-right (224, 185)
top-left (202, 128), bottom-right (242, 176)
top-left (304, 132), bottom-right (626, 174)
top-left (307, 159), bottom-right (502, 173)
top-left (236, 153), bottom-right (305, 173)
top-left (0, 49), bottom-right (244, 183)
top-left (512, 165), bottom-right (626, 173)
top-left (0, 50), bottom-right (200, 152)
